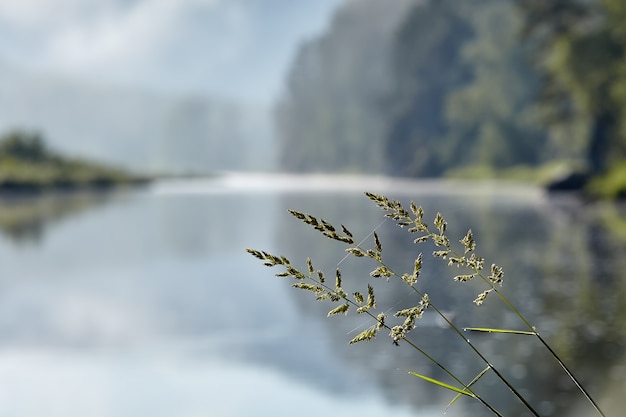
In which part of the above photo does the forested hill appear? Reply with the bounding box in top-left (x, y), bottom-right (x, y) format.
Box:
top-left (277, 0), bottom-right (626, 186)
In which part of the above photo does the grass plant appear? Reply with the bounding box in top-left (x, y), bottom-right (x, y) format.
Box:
top-left (246, 191), bottom-right (606, 416)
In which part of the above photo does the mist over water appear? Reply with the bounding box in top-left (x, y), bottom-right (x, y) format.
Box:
top-left (0, 176), bottom-right (623, 416)
top-left (0, 0), bottom-right (345, 173)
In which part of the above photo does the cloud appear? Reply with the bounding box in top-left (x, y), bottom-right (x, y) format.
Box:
top-left (0, 0), bottom-right (94, 27)
top-left (0, 0), bottom-right (230, 78)
top-left (0, 0), bottom-right (343, 102)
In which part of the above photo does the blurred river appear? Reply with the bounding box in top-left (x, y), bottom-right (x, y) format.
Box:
top-left (0, 173), bottom-right (624, 417)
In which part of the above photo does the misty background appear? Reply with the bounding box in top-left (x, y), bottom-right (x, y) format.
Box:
top-left (2, 0), bottom-right (625, 183)
top-left (0, 0), bottom-right (343, 173)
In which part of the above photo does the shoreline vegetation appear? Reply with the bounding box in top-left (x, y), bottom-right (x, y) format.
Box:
top-left (0, 131), bottom-right (152, 194)
top-left (446, 161), bottom-right (626, 200)
top-left (3, 126), bottom-right (621, 200)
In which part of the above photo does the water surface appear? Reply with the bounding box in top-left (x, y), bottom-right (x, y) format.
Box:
top-left (0, 174), bottom-right (624, 416)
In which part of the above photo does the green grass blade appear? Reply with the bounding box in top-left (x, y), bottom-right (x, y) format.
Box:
top-left (445, 366), bottom-right (491, 412)
top-left (464, 327), bottom-right (536, 335)
top-left (535, 333), bottom-right (606, 417)
top-left (407, 371), bottom-right (476, 398)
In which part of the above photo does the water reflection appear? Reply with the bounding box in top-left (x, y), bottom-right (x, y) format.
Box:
top-left (0, 191), bottom-right (119, 244)
top-left (0, 177), bottom-right (625, 416)
top-left (0, 179), bottom-right (427, 417)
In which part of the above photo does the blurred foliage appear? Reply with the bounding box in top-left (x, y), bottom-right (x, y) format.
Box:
top-left (0, 131), bottom-right (48, 161)
top-left (275, 0), bottom-right (415, 173)
top-left (277, 0), bottom-right (626, 190)
top-left (586, 162), bottom-right (626, 198)
top-left (444, 1), bottom-right (548, 170)
top-left (445, 161), bottom-right (582, 185)
top-left (0, 130), bottom-right (149, 192)
top-left (385, 0), bottom-right (475, 177)
top-left (520, 0), bottom-right (626, 174)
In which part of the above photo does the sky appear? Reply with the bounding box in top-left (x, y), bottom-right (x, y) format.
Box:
top-left (0, 0), bottom-right (345, 104)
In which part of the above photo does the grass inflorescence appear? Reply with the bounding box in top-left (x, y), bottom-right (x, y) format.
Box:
top-left (246, 191), bottom-right (605, 416)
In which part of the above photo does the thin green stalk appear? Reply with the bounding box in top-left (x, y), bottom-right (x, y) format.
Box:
top-left (372, 256), bottom-right (540, 417)
top-left (428, 300), bottom-right (539, 416)
top-left (451, 247), bottom-right (605, 417)
top-left (402, 337), bottom-right (504, 417)
top-left (536, 333), bottom-right (606, 417)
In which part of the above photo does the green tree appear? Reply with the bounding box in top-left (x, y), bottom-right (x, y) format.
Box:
top-left (520, 0), bottom-right (626, 173)
top-left (0, 131), bottom-right (48, 162)
top-left (384, 0), bottom-right (474, 177)
top-left (385, 0), bottom-right (558, 177)
top-left (444, 0), bottom-right (547, 170)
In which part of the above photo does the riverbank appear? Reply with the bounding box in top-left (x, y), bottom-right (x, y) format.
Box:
top-left (0, 160), bottom-right (152, 194)
top-left (445, 161), bottom-right (626, 200)
top-left (0, 131), bottom-right (152, 194)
